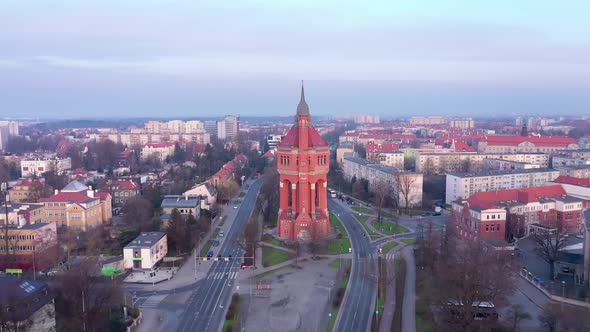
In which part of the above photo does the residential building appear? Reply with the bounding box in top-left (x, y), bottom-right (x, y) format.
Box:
top-left (366, 143), bottom-right (404, 169)
top-left (20, 157), bottom-right (72, 177)
top-left (8, 179), bottom-right (51, 203)
top-left (0, 121), bottom-right (18, 151)
top-left (336, 143), bottom-right (355, 165)
top-left (0, 203), bottom-right (45, 226)
top-left (266, 134), bottom-right (284, 150)
top-left (449, 118), bottom-right (475, 129)
top-left (140, 142), bottom-right (176, 161)
top-left (183, 182), bottom-right (217, 210)
top-left (161, 195), bottom-right (201, 223)
top-left (409, 116), bottom-right (445, 125)
top-left (209, 154), bottom-right (248, 187)
top-left (103, 179), bottom-right (140, 207)
top-left (38, 181), bottom-right (112, 231)
top-left (482, 158), bottom-right (541, 171)
top-left (123, 232), bottom-right (168, 270)
top-left (415, 152), bottom-right (550, 175)
top-left (217, 115), bottom-right (240, 141)
top-left (277, 86), bottom-right (330, 241)
top-left (0, 277), bottom-right (56, 332)
top-left (445, 168), bottom-right (560, 204)
top-left (0, 223), bottom-right (58, 271)
top-left (557, 165), bottom-right (590, 178)
top-left (550, 176), bottom-right (590, 203)
top-left (452, 185), bottom-right (584, 240)
top-left (477, 134), bottom-right (578, 153)
top-left (203, 120), bottom-right (218, 139)
top-left (354, 115), bottom-right (380, 124)
top-left (342, 156), bottom-right (423, 208)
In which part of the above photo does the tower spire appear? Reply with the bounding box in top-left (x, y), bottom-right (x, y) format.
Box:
top-left (296, 81), bottom-right (310, 116)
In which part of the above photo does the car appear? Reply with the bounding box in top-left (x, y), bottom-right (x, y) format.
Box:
top-left (219, 231), bottom-right (225, 237)
top-left (207, 250), bottom-right (214, 258)
top-left (213, 240), bottom-right (220, 246)
top-left (233, 206), bottom-right (238, 209)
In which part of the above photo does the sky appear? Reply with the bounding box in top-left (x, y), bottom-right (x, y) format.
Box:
top-left (1, 0), bottom-right (589, 119)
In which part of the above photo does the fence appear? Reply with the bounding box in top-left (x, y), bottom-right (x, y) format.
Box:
top-left (520, 268), bottom-right (590, 309)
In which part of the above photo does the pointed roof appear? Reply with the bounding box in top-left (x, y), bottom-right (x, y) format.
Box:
top-left (61, 180), bottom-right (88, 192)
top-left (296, 82), bottom-right (309, 116)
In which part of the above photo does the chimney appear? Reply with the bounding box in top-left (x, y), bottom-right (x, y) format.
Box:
top-left (185, 194), bottom-right (189, 201)
top-left (54, 189), bottom-right (59, 195)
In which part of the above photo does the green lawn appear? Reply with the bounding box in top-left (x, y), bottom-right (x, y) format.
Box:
top-left (381, 210), bottom-right (394, 218)
top-left (371, 220), bottom-right (409, 235)
top-left (415, 267), bottom-right (434, 332)
top-left (328, 237), bottom-right (351, 254)
top-left (381, 241), bottom-right (398, 254)
top-left (222, 319), bottom-right (234, 332)
top-left (330, 213), bottom-right (346, 235)
top-left (329, 258), bottom-right (342, 268)
top-left (329, 260), bottom-right (352, 332)
top-left (250, 264), bottom-right (291, 280)
top-left (262, 246), bottom-right (293, 267)
top-left (234, 199), bottom-right (242, 204)
top-left (239, 192), bottom-right (246, 197)
top-left (354, 214), bottom-right (369, 223)
top-left (199, 240), bottom-right (214, 257)
top-left (358, 219), bottom-right (381, 239)
top-left (401, 238), bottom-right (416, 245)
top-left (351, 206), bottom-right (373, 214)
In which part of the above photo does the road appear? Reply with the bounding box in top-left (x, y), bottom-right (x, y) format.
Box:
top-left (174, 179), bottom-right (262, 332)
top-left (329, 199), bottom-right (378, 332)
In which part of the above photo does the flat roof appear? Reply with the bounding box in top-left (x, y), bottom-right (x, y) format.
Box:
top-left (125, 232), bottom-right (166, 248)
top-left (448, 167), bottom-right (557, 178)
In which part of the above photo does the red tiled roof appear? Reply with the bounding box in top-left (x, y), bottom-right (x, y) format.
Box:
top-left (39, 191), bottom-right (95, 203)
top-left (453, 141), bottom-right (476, 152)
top-left (466, 185), bottom-right (566, 209)
top-left (278, 125), bottom-right (328, 148)
top-left (95, 191), bottom-right (111, 201)
top-left (110, 179), bottom-right (139, 190)
top-left (14, 178), bottom-right (44, 187)
top-left (553, 176), bottom-right (590, 188)
top-left (366, 143), bottom-right (400, 152)
top-left (482, 135), bottom-right (576, 147)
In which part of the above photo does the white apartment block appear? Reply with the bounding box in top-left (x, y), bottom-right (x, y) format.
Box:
top-left (445, 168), bottom-right (561, 204)
top-left (409, 116), bottom-right (445, 125)
top-left (217, 115), bottom-right (240, 141)
top-left (376, 151), bottom-right (404, 169)
top-left (342, 156), bottom-right (423, 208)
top-left (449, 118), bottom-right (474, 129)
top-left (557, 166), bottom-right (590, 178)
top-left (482, 158), bottom-right (541, 171)
top-left (354, 115), bottom-right (380, 124)
top-left (416, 152), bottom-right (550, 175)
top-left (0, 120), bottom-right (19, 151)
top-left (21, 157), bottom-right (72, 177)
top-left (140, 142), bottom-right (176, 161)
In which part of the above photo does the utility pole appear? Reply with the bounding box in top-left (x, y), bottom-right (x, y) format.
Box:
top-left (2, 182), bottom-right (10, 269)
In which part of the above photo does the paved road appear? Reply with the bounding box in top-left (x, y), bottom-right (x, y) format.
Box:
top-left (330, 199), bottom-right (378, 332)
top-left (176, 179), bottom-right (262, 332)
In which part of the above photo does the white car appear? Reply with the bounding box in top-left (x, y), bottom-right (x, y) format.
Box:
top-left (219, 231), bottom-right (225, 237)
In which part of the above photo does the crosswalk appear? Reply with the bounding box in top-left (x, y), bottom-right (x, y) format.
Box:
top-left (140, 294), bottom-right (167, 308)
top-left (206, 271), bottom-right (238, 280)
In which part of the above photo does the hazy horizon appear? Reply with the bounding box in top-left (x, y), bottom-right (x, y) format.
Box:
top-left (1, 1), bottom-right (589, 118)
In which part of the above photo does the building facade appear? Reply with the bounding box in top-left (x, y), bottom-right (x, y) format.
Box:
top-left (445, 168), bottom-right (561, 204)
top-left (477, 135), bottom-right (578, 153)
top-left (103, 179), bottom-right (140, 207)
top-left (0, 222), bottom-right (58, 271)
top-left (8, 179), bottom-right (51, 203)
top-left (277, 86), bottom-right (330, 241)
top-left (416, 152), bottom-right (550, 175)
top-left (20, 157), bottom-right (72, 177)
top-left (140, 142), bottom-right (176, 161)
top-left (123, 232), bottom-right (168, 270)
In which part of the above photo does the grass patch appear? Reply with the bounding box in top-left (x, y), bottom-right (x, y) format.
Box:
top-left (371, 220), bottom-right (409, 235)
top-left (239, 192), bottom-right (246, 197)
top-left (382, 211), bottom-right (394, 218)
top-left (250, 264), bottom-right (291, 280)
top-left (328, 237), bottom-right (351, 255)
top-left (330, 213), bottom-right (347, 236)
top-left (199, 240), bottom-right (214, 257)
top-left (329, 258), bottom-right (342, 268)
top-left (222, 319), bottom-right (233, 332)
top-left (234, 199), bottom-right (242, 204)
top-left (401, 238), bottom-right (416, 245)
top-left (381, 241), bottom-right (398, 254)
top-left (358, 218), bottom-right (381, 238)
top-left (262, 246), bottom-right (292, 267)
top-left (223, 294), bottom-right (241, 332)
top-left (214, 227), bottom-right (221, 236)
top-left (354, 214), bottom-right (369, 223)
top-left (328, 259), bottom-right (352, 332)
top-left (351, 206), bottom-right (373, 214)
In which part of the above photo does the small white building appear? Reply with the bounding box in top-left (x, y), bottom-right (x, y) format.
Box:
top-left (123, 232), bottom-right (168, 270)
top-left (183, 182), bottom-right (217, 210)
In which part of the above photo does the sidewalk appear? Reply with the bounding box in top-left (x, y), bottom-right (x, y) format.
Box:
top-left (379, 255), bottom-right (396, 332)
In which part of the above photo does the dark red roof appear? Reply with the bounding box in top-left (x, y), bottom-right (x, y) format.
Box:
top-left (366, 143), bottom-right (400, 152)
top-left (453, 141), bottom-right (476, 152)
top-left (466, 185), bottom-right (566, 209)
top-left (144, 142), bottom-right (176, 148)
top-left (278, 125), bottom-right (328, 148)
top-left (39, 191), bottom-right (94, 203)
top-left (553, 176), bottom-right (590, 187)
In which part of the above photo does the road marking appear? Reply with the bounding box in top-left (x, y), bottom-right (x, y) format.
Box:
top-left (139, 294), bottom-right (166, 308)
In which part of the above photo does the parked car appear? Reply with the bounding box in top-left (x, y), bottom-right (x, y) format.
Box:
top-left (207, 250), bottom-right (214, 258)
top-left (219, 231), bottom-right (225, 237)
top-left (213, 240), bottom-right (220, 246)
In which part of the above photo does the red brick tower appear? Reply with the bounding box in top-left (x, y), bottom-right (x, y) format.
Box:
top-left (277, 84), bottom-right (330, 241)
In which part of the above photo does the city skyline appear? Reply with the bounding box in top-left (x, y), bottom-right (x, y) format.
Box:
top-left (1, 1), bottom-right (589, 117)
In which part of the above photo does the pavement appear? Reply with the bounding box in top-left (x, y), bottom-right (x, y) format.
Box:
top-left (378, 255), bottom-right (396, 332)
top-left (329, 199), bottom-right (378, 332)
top-left (401, 245), bottom-right (416, 332)
top-left (125, 178), bottom-right (261, 332)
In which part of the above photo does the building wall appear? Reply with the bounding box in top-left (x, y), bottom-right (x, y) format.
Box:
top-left (0, 223), bottom-right (58, 271)
top-left (416, 153), bottom-right (550, 175)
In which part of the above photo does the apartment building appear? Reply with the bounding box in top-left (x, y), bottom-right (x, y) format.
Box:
top-left (557, 165), bottom-right (590, 178)
top-left (336, 143), bottom-right (355, 165)
top-left (103, 179), bottom-right (140, 207)
top-left (415, 152), bottom-right (550, 175)
top-left (20, 157), bottom-right (72, 177)
top-left (452, 185), bottom-right (584, 239)
top-left (449, 118), bottom-right (475, 129)
top-left (217, 115), bottom-right (240, 141)
top-left (342, 156), bottom-right (423, 208)
top-left (482, 158), bottom-right (541, 171)
top-left (0, 222), bottom-right (58, 271)
top-left (183, 182), bottom-right (217, 210)
top-left (477, 134), bottom-right (578, 153)
top-left (354, 115), bottom-right (380, 124)
top-left (409, 116), bottom-right (445, 125)
top-left (0, 277), bottom-right (56, 331)
top-left (0, 203), bottom-right (45, 226)
top-left (0, 121), bottom-right (19, 151)
top-left (8, 179), bottom-right (51, 203)
top-left (38, 181), bottom-right (112, 231)
top-left (140, 142), bottom-right (176, 161)
top-left (266, 134), bottom-right (284, 150)
top-left (445, 168), bottom-right (561, 204)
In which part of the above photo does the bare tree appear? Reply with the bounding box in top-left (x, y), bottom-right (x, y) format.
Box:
top-left (531, 230), bottom-right (568, 280)
top-left (371, 179), bottom-right (391, 225)
top-left (396, 174), bottom-right (416, 212)
top-left (121, 196), bottom-right (154, 231)
top-left (216, 179), bottom-right (240, 203)
top-left (507, 304), bottom-right (531, 331)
